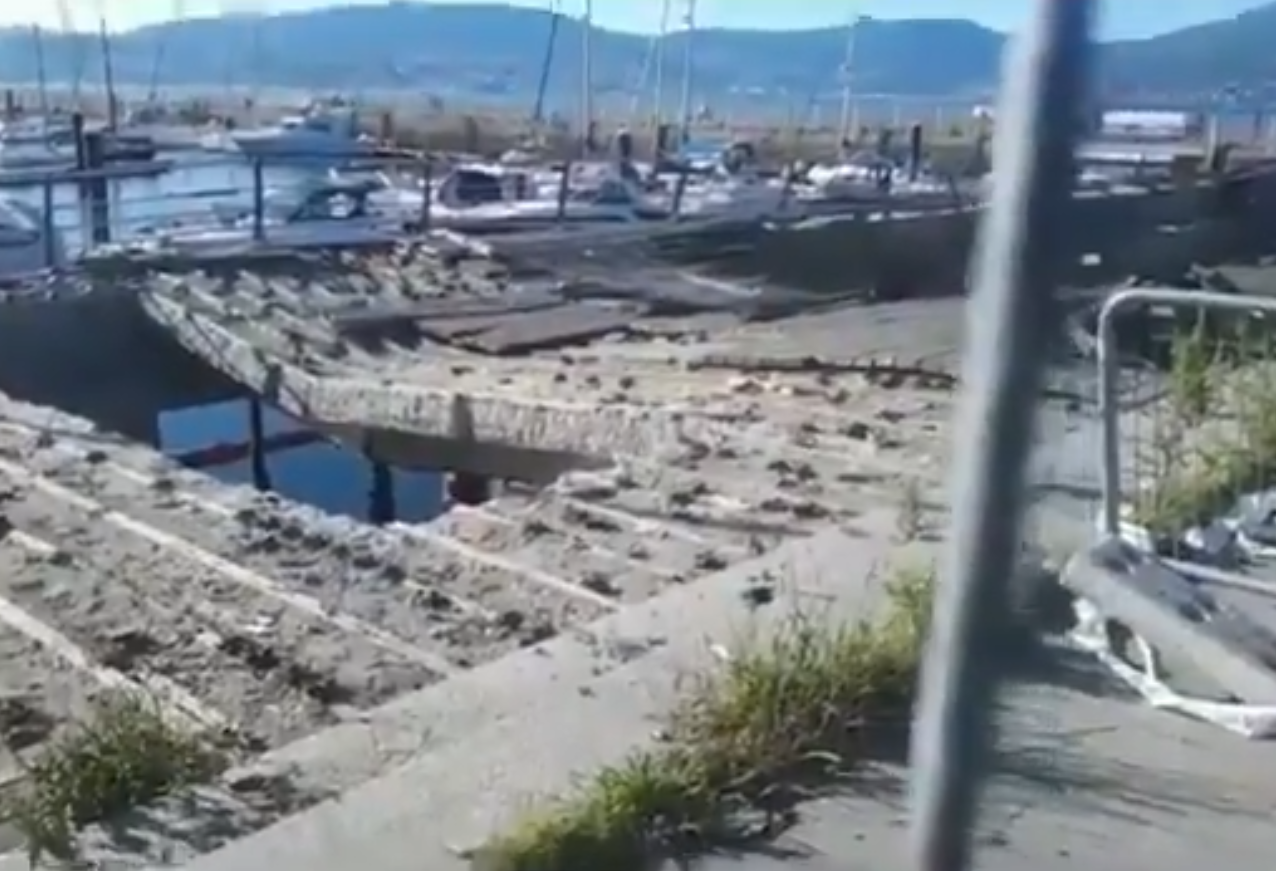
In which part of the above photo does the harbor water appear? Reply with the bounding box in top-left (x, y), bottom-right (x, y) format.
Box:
top-left (8, 153), bottom-right (444, 523)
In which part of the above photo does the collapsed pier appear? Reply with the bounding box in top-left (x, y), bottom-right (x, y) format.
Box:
top-left (0, 164), bottom-right (1274, 867)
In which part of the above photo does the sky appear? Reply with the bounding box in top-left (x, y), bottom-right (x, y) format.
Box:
top-left (0, 0), bottom-right (1270, 38)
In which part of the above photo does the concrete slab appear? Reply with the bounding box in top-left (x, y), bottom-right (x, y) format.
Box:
top-left (1062, 538), bottom-right (1276, 705)
top-left (174, 522), bottom-right (936, 871)
top-left (680, 671), bottom-right (1276, 869)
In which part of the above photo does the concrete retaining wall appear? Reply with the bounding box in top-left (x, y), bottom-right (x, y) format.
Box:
top-left (0, 286), bottom-right (241, 440)
top-left (706, 173), bottom-right (1276, 296)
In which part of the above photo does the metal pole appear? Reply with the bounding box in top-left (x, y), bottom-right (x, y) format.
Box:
top-left (676, 0), bottom-right (696, 144)
top-left (41, 180), bottom-right (55, 268)
top-left (908, 3), bottom-right (1095, 871)
top-left (652, 0), bottom-right (671, 128)
top-left (251, 158), bottom-right (265, 242)
top-left (580, 0), bottom-right (592, 158)
top-left (837, 9), bottom-right (860, 144)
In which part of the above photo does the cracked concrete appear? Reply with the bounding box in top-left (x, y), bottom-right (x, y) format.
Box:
top-left (0, 180), bottom-right (1273, 867)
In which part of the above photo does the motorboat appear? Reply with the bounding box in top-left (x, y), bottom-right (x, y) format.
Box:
top-left (357, 161), bottom-right (670, 234)
top-left (231, 101), bottom-right (372, 163)
top-left (0, 198), bottom-right (64, 277)
top-left (805, 150), bottom-right (953, 200)
top-left (0, 115), bottom-right (72, 147)
top-left (0, 138), bottom-right (73, 171)
top-left (104, 176), bottom-right (410, 256)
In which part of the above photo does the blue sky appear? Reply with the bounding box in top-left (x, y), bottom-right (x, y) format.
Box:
top-left (0, 0), bottom-right (1269, 37)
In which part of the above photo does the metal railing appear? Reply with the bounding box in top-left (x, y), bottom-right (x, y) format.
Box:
top-left (1097, 288), bottom-right (1276, 547)
top-left (6, 149), bottom-right (796, 268)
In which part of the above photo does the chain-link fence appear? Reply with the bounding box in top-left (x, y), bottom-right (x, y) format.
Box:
top-left (1096, 287), bottom-right (1276, 562)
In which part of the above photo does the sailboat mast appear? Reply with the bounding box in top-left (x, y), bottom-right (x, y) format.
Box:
top-left (580, 0), bottom-right (593, 154)
top-left (532, 0), bottom-right (560, 126)
top-left (31, 26), bottom-right (50, 124)
top-left (97, 9), bottom-right (118, 129)
top-left (652, 0), bottom-right (670, 127)
top-left (837, 8), bottom-right (861, 144)
top-left (676, 0), bottom-right (696, 142)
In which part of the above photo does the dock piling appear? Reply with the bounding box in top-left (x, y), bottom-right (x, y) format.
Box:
top-left (446, 472), bottom-right (490, 508)
top-left (367, 460), bottom-right (396, 524)
top-left (40, 181), bottom-right (55, 268)
top-left (555, 162), bottom-right (571, 222)
top-left (251, 159), bottom-right (265, 242)
top-left (419, 156), bottom-right (432, 230)
top-left (247, 397), bottom-right (271, 490)
top-left (671, 167), bottom-right (689, 217)
top-left (77, 121), bottom-right (112, 246)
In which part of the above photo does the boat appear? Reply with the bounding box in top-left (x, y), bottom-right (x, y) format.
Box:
top-left (343, 161), bottom-right (669, 234)
top-left (230, 100), bottom-right (372, 163)
top-left (0, 198), bottom-right (64, 277)
top-left (102, 176), bottom-right (410, 257)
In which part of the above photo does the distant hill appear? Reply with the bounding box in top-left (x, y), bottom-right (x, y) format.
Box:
top-left (0, 1), bottom-right (1274, 113)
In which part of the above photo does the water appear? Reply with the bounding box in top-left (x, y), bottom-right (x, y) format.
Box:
top-left (159, 399), bottom-right (443, 524)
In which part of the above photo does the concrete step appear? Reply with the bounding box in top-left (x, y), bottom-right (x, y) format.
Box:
top-left (177, 520), bottom-right (926, 871)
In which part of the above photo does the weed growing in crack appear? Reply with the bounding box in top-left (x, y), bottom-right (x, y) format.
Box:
top-left (474, 566), bottom-right (934, 871)
top-left (1, 694), bottom-right (226, 865)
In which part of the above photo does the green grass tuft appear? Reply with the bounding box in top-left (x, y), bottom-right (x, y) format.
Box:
top-left (1, 694), bottom-right (227, 865)
top-left (477, 566), bottom-right (934, 871)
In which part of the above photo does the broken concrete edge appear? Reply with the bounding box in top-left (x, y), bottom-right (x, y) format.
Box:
top-left (175, 521), bottom-right (936, 871)
top-left (138, 290), bottom-right (751, 473)
top-left (1061, 537), bottom-right (1276, 705)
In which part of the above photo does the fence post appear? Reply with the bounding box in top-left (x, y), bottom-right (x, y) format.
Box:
top-left (1096, 292), bottom-right (1127, 537)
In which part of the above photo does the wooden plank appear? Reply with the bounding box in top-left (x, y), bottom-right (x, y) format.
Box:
top-left (330, 295), bottom-right (565, 340)
top-left (456, 304), bottom-right (646, 355)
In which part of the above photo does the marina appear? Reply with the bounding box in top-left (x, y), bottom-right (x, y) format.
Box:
top-left (1, 29), bottom-right (1276, 862)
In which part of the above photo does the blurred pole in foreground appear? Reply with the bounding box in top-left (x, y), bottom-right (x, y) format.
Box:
top-left (907, 2), bottom-right (1097, 871)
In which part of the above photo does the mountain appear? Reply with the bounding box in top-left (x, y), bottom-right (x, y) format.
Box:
top-left (0, 1), bottom-right (1273, 112)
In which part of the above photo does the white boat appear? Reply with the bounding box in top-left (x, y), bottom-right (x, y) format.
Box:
top-left (230, 102), bottom-right (372, 162)
top-left (355, 161), bottom-right (670, 234)
top-left (104, 177), bottom-right (409, 256)
top-left (805, 151), bottom-right (952, 200)
top-left (0, 138), bottom-right (73, 171)
top-left (0, 198), bottom-right (64, 277)
top-left (0, 116), bottom-right (75, 170)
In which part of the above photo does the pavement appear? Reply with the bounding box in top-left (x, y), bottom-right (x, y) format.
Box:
top-left (0, 245), bottom-right (1271, 868)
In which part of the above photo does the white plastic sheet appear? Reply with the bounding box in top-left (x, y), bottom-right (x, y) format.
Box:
top-left (1069, 598), bottom-right (1276, 738)
top-left (1080, 499), bottom-right (1276, 738)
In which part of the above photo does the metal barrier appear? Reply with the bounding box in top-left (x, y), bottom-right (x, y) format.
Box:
top-left (11, 151), bottom-right (439, 263)
top-left (8, 149), bottom-right (727, 267)
top-left (1097, 288), bottom-right (1276, 546)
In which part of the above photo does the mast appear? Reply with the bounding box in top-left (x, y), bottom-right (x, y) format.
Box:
top-left (30, 26), bottom-right (50, 125)
top-left (147, 0), bottom-right (184, 107)
top-left (97, 6), bottom-right (118, 129)
top-left (837, 9), bottom-right (862, 145)
top-left (652, 0), bottom-right (671, 127)
top-left (532, 0), bottom-right (561, 127)
top-left (54, 0), bottom-right (83, 111)
top-left (676, 0), bottom-right (696, 143)
top-left (580, 0), bottom-right (593, 155)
